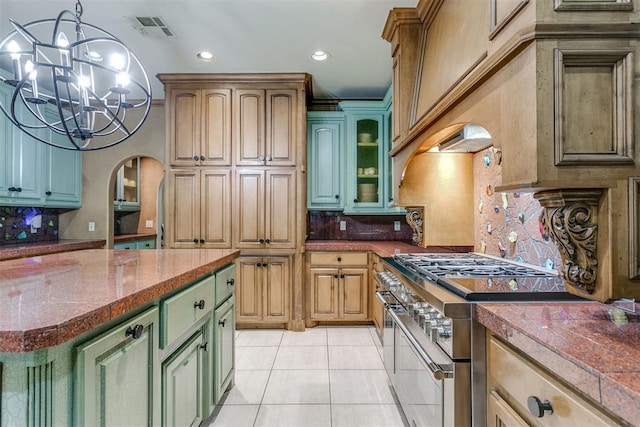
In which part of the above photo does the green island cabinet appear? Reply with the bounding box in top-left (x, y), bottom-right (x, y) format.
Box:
top-left (0, 262), bottom-right (236, 427)
top-left (0, 80), bottom-right (82, 208)
top-left (307, 87), bottom-right (403, 214)
top-left (114, 236), bottom-right (157, 249)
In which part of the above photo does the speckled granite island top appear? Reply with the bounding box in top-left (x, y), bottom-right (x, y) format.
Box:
top-left (0, 248), bottom-right (239, 353)
top-left (0, 239), bottom-right (106, 261)
top-left (477, 302), bottom-right (640, 425)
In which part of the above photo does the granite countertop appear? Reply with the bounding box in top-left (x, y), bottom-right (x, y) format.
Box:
top-left (0, 248), bottom-right (240, 353)
top-left (304, 240), bottom-right (472, 257)
top-left (0, 239), bottom-right (106, 261)
top-left (114, 233), bottom-right (157, 243)
top-left (476, 302), bottom-right (640, 425)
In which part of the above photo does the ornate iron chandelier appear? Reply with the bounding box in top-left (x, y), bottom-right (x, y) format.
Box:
top-left (0, 0), bottom-right (151, 151)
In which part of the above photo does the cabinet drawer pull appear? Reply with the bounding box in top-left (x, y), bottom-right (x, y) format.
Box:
top-left (218, 319), bottom-right (227, 327)
top-left (335, 194), bottom-right (339, 199)
top-left (336, 257), bottom-right (342, 262)
top-left (194, 299), bottom-right (206, 310)
top-left (200, 342), bottom-right (209, 351)
top-left (45, 191), bottom-right (52, 196)
top-left (527, 396), bottom-right (553, 418)
top-left (125, 324), bottom-right (144, 339)
top-left (227, 279), bottom-right (235, 286)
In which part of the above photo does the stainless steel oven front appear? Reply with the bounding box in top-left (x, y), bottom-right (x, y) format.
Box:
top-left (375, 268), bottom-right (471, 427)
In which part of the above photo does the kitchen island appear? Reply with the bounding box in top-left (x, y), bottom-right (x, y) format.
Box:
top-left (0, 248), bottom-right (239, 426)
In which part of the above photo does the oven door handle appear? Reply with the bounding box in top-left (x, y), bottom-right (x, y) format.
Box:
top-left (375, 290), bottom-right (394, 307)
top-left (388, 308), bottom-right (454, 380)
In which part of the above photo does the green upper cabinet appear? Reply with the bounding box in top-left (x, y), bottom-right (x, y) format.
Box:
top-left (307, 112), bottom-right (345, 210)
top-left (114, 157), bottom-right (141, 211)
top-left (0, 82), bottom-right (82, 208)
top-left (306, 87), bottom-right (404, 214)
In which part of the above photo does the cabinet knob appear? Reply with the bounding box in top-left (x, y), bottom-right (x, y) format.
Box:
top-left (199, 239), bottom-right (205, 244)
top-left (527, 396), bottom-right (553, 418)
top-left (200, 342), bottom-right (209, 351)
top-left (200, 155), bottom-right (205, 161)
top-left (218, 319), bottom-right (227, 327)
top-left (227, 279), bottom-right (235, 286)
top-left (265, 156), bottom-right (272, 162)
top-left (259, 239), bottom-right (265, 244)
top-left (125, 324), bottom-right (144, 339)
top-left (45, 191), bottom-right (52, 196)
top-left (194, 299), bottom-right (206, 310)
top-left (333, 274), bottom-right (339, 279)
top-left (353, 198), bottom-right (358, 203)
top-left (336, 257), bottom-right (342, 262)
top-left (258, 156), bottom-right (265, 161)
top-left (335, 194), bottom-right (340, 199)
top-left (193, 155), bottom-right (199, 161)
top-left (265, 239), bottom-right (271, 244)
top-left (193, 239), bottom-right (199, 244)
top-left (340, 274), bottom-right (345, 279)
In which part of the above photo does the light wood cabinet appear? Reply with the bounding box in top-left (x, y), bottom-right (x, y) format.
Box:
top-left (307, 251), bottom-right (369, 322)
top-left (236, 255), bottom-right (291, 324)
top-left (486, 334), bottom-right (621, 426)
top-left (234, 88), bottom-right (298, 167)
top-left (167, 88), bottom-right (232, 167)
top-left (235, 168), bottom-right (296, 250)
top-left (167, 168), bottom-right (232, 248)
top-left (370, 253), bottom-right (384, 337)
top-left (75, 307), bottom-right (160, 427)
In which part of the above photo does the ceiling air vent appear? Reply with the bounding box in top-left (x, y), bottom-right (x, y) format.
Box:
top-left (130, 16), bottom-right (175, 38)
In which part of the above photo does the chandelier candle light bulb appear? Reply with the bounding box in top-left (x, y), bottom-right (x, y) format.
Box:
top-left (0, 0), bottom-right (151, 150)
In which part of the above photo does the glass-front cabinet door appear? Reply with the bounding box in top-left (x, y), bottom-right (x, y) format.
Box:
top-left (113, 157), bottom-right (140, 211)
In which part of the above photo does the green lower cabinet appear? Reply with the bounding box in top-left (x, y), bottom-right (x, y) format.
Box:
top-left (75, 307), bottom-right (160, 427)
top-left (162, 329), bottom-right (206, 427)
top-left (214, 296), bottom-right (235, 404)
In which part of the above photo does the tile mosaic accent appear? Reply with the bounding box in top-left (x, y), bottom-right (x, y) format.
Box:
top-left (0, 207), bottom-right (59, 245)
top-left (474, 148), bottom-right (561, 268)
top-left (307, 211), bottom-right (413, 242)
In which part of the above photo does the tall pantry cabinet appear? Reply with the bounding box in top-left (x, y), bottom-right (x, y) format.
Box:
top-left (158, 74), bottom-right (311, 331)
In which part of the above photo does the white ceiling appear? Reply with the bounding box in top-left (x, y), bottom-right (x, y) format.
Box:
top-left (0, 0), bottom-right (418, 101)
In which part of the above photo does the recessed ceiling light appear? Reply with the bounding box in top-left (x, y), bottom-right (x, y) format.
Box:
top-left (197, 51), bottom-right (215, 62)
top-left (311, 50), bottom-right (330, 61)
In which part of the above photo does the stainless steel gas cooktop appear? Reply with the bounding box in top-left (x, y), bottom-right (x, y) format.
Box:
top-left (384, 252), bottom-right (581, 301)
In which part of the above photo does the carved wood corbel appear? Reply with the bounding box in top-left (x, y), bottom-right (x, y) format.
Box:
top-left (534, 189), bottom-right (603, 295)
top-left (405, 206), bottom-right (424, 247)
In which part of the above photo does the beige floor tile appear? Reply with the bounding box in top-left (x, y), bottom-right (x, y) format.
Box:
top-left (209, 404), bottom-right (259, 426)
top-left (328, 345), bottom-right (384, 369)
top-left (236, 329), bottom-right (284, 347)
top-left (222, 370), bottom-right (270, 404)
top-left (262, 370), bottom-right (331, 404)
top-left (280, 327), bottom-right (327, 346)
top-left (329, 369), bottom-right (396, 404)
top-left (273, 345), bottom-right (328, 370)
top-left (327, 326), bottom-right (375, 346)
top-left (235, 346), bottom-right (278, 370)
top-left (331, 404), bottom-right (406, 427)
top-left (254, 404), bottom-right (332, 427)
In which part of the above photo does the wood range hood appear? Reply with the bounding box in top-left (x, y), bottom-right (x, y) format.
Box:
top-left (383, 0), bottom-right (640, 303)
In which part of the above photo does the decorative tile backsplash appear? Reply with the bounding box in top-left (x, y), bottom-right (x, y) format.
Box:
top-left (307, 211), bottom-right (413, 241)
top-left (474, 148), bottom-right (561, 269)
top-left (0, 207), bottom-right (59, 245)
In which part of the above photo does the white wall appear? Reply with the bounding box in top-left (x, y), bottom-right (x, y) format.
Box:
top-left (58, 103), bottom-right (165, 246)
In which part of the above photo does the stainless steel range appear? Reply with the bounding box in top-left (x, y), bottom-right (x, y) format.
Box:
top-left (375, 252), bottom-right (579, 427)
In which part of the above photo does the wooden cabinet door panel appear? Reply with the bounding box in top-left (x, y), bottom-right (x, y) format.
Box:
top-left (235, 170), bottom-right (265, 248)
top-left (265, 169), bottom-right (296, 248)
top-left (309, 268), bottom-right (339, 320)
top-left (487, 390), bottom-right (529, 427)
top-left (75, 308), bottom-right (159, 427)
top-left (201, 169), bottom-right (232, 248)
top-left (202, 89), bottom-right (231, 166)
top-left (234, 89), bottom-right (265, 165)
top-left (170, 89), bottom-right (201, 166)
top-left (341, 267), bottom-right (368, 320)
top-left (236, 257), bottom-right (263, 322)
top-left (163, 331), bottom-right (204, 427)
top-left (266, 89), bottom-right (297, 166)
top-left (263, 257), bottom-right (291, 322)
top-left (167, 170), bottom-right (201, 248)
